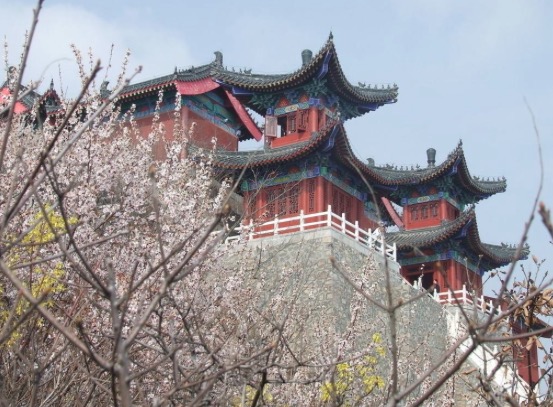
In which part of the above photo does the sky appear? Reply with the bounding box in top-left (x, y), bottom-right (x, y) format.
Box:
top-left (2, 0), bottom-right (553, 294)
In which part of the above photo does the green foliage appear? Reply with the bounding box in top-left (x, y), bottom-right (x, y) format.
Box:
top-left (231, 384), bottom-right (274, 406)
top-left (0, 206), bottom-right (76, 345)
top-left (320, 333), bottom-right (386, 405)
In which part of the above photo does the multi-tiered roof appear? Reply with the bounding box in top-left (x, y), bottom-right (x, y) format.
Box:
top-left (2, 35), bottom-right (526, 272)
top-left (387, 208), bottom-right (526, 272)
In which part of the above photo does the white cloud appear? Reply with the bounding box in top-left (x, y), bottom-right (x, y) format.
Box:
top-left (1, 1), bottom-right (195, 96)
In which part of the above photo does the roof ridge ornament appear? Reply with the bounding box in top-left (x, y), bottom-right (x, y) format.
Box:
top-left (301, 49), bottom-right (313, 66)
top-left (427, 148), bottom-right (436, 168)
top-left (214, 51), bottom-right (223, 67)
top-left (7, 66), bottom-right (18, 91)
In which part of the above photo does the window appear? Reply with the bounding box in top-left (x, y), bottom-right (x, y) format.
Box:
top-left (266, 189), bottom-right (277, 217)
top-left (297, 110), bottom-right (308, 132)
top-left (288, 114), bottom-right (296, 133)
top-left (264, 184), bottom-right (301, 217)
top-left (330, 187), bottom-right (353, 220)
top-left (308, 179), bottom-right (316, 212)
top-left (289, 185), bottom-right (299, 214)
top-left (421, 205), bottom-right (428, 219)
top-left (277, 187), bottom-right (286, 215)
top-left (431, 203), bottom-right (438, 217)
top-left (265, 116), bottom-right (277, 138)
top-left (276, 111), bottom-right (303, 136)
top-left (248, 195), bottom-right (256, 218)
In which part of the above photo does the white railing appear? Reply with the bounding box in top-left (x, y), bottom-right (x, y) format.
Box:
top-left (227, 205), bottom-right (397, 262)
top-left (436, 285), bottom-right (502, 316)
top-left (412, 280), bottom-right (502, 316)
top-left (446, 303), bottom-right (529, 398)
top-left (412, 282), bottom-right (528, 395)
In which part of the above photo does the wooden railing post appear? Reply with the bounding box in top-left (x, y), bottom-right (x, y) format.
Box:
top-left (368, 229), bottom-right (373, 248)
top-left (354, 221), bottom-right (359, 241)
top-left (248, 219), bottom-right (254, 241)
top-left (341, 213), bottom-right (346, 233)
top-left (299, 210), bottom-right (304, 232)
top-left (274, 215), bottom-right (279, 235)
top-left (327, 205), bottom-right (332, 227)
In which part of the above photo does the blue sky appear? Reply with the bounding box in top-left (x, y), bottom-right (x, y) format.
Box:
top-left (3, 0), bottom-right (553, 293)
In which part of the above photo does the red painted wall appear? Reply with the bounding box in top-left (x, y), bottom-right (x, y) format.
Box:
top-left (403, 200), bottom-right (459, 230)
top-left (184, 108), bottom-right (238, 151)
top-left (512, 322), bottom-right (540, 388)
top-left (244, 177), bottom-right (377, 235)
top-left (131, 106), bottom-right (238, 159)
top-left (0, 87), bottom-right (29, 113)
top-left (270, 131), bottom-right (311, 148)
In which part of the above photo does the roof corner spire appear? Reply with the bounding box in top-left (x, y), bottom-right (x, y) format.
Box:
top-left (7, 66), bottom-right (18, 91)
top-left (214, 51), bottom-right (223, 67)
top-left (50, 78), bottom-right (54, 90)
top-left (100, 80), bottom-right (110, 98)
top-left (301, 49), bottom-right (313, 66)
top-left (427, 148), bottom-right (436, 168)
top-left (328, 31), bottom-right (334, 41)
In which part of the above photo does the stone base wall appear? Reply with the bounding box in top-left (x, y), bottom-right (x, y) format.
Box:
top-left (225, 228), bottom-right (511, 404)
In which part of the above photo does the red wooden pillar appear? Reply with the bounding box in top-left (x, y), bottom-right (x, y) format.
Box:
top-left (452, 261), bottom-right (457, 290)
top-left (513, 323), bottom-right (540, 388)
top-left (453, 261), bottom-right (462, 290)
top-left (439, 199), bottom-right (448, 221)
top-left (326, 180), bottom-right (333, 212)
top-left (309, 106), bottom-right (318, 133)
top-left (181, 106), bottom-right (190, 137)
top-left (257, 188), bottom-right (266, 221)
top-left (436, 262), bottom-right (443, 290)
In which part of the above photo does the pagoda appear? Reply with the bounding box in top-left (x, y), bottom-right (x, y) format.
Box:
top-left (117, 51), bottom-right (261, 157)
top-left (177, 36), bottom-right (523, 297)
top-left (2, 35), bottom-right (526, 293)
top-left (210, 35), bottom-right (398, 234)
top-left (0, 67), bottom-right (62, 127)
top-left (370, 143), bottom-right (523, 295)
top-left (3, 35), bottom-right (537, 388)
top-left (114, 34), bottom-right (400, 232)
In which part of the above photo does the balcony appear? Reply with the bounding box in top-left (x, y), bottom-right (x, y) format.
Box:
top-left (227, 205), bottom-right (397, 262)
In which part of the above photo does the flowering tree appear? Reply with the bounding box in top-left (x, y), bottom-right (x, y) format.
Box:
top-left (0, 15), bottom-right (392, 404)
top-left (2, 3), bottom-right (553, 407)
